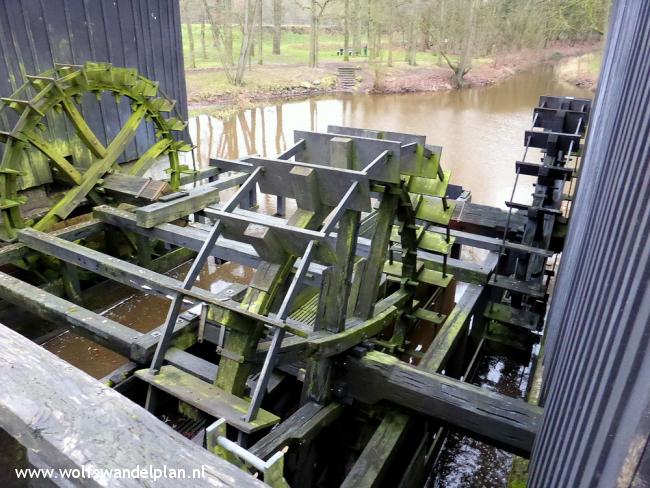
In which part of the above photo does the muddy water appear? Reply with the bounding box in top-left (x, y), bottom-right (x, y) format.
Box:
top-left (189, 63), bottom-right (591, 208)
top-left (43, 260), bottom-right (254, 379)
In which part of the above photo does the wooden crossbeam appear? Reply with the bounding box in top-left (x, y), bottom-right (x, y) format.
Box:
top-left (340, 410), bottom-right (410, 488)
top-left (293, 130), bottom-right (401, 183)
top-left (134, 172), bottom-right (248, 228)
top-left (135, 365), bottom-right (280, 433)
top-left (0, 218), bottom-right (102, 266)
top-left (0, 324), bottom-right (266, 488)
top-left (16, 228), bottom-right (307, 338)
top-left (211, 156), bottom-right (373, 212)
top-left (419, 283), bottom-right (486, 371)
top-left (342, 350), bottom-right (542, 455)
top-left (250, 402), bottom-right (343, 460)
top-left (0, 271), bottom-right (141, 357)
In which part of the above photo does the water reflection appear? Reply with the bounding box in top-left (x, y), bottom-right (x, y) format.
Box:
top-left (189, 65), bottom-right (591, 207)
top-left (428, 353), bottom-right (531, 487)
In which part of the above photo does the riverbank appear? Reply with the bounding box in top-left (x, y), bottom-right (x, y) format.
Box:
top-left (555, 52), bottom-right (602, 91)
top-left (187, 41), bottom-right (601, 117)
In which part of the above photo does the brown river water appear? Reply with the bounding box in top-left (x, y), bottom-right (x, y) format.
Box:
top-left (36, 63), bottom-right (589, 485)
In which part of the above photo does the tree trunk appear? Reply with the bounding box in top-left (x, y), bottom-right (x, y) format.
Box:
top-left (257, 0), bottom-right (263, 65)
top-left (186, 18), bottom-right (196, 68)
top-left (200, 14), bottom-right (207, 58)
top-left (437, 0), bottom-right (445, 66)
top-left (309, 7), bottom-right (318, 68)
top-left (272, 0), bottom-right (282, 54)
top-left (407, 14), bottom-right (417, 66)
top-left (455, 0), bottom-right (477, 87)
top-left (235, 0), bottom-right (260, 85)
top-left (223, 0), bottom-right (233, 61)
top-left (343, 0), bottom-right (350, 61)
top-left (388, 29), bottom-right (393, 67)
top-left (351, 0), bottom-right (360, 55)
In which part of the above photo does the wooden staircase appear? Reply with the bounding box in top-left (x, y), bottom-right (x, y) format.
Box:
top-left (337, 66), bottom-right (358, 91)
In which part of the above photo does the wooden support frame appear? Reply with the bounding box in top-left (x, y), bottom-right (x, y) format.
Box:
top-left (342, 350), bottom-right (541, 455)
top-left (0, 323), bottom-right (267, 488)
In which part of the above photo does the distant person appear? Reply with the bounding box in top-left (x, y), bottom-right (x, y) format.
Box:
top-left (363, 45), bottom-right (368, 56)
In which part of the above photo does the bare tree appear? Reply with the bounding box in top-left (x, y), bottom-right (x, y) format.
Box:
top-left (202, 0), bottom-right (261, 85)
top-left (441, 0), bottom-right (477, 88)
top-left (200, 12), bottom-right (208, 58)
top-left (296, 0), bottom-right (334, 68)
top-left (343, 0), bottom-right (350, 61)
top-left (273, 0), bottom-right (282, 54)
top-left (257, 0), bottom-right (264, 65)
top-left (351, 0), bottom-right (360, 55)
top-left (236, 0), bottom-right (261, 83)
top-left (183, 1), bottom-right (197, 68)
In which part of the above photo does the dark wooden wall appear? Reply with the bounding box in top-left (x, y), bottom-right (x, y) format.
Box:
top-left (0, 0), bottom-right (188, 169)
top-left (529, 1), bottom-right (650, 486)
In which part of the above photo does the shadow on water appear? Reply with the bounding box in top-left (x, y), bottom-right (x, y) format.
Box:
top-left (426, 348), bottom-right (531, 487)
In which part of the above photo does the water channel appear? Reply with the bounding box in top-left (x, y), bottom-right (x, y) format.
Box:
top-left (42, 62), bottom-right (590, 487)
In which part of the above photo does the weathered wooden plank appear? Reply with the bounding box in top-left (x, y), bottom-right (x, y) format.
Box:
top-left (17, 228), bottom-right (307, 338)
top-left (340, 410), bottom-right (410, 488)
top-left (342, 351), bottom-right (542, 454)
top-left (136, 184), bottom-right (221, 228)
top-left (451, 201), bottom-right (526, 238)
top-left (0, 324), bottom-right (267, 488)
top-left (101, 174), bottom-right (171, 203)
top-left (134, 173), bottom-right (248, 228)
top-left (164, 347), bottom-right (219, 382)
top-left (135, 365), bottom-right (279, 433)
top-left (0, 271), bottom-right (141, 357)
top-left (484, 302), bottom-right (541, 331)
top-left (489, 275), bottom-right (545, 299)
top-left (249, 402), bottom-right (343, 460)
top-left (418, 283), bottom-right (486, 371)
top-left (0, 218), bottom-right (103, 265)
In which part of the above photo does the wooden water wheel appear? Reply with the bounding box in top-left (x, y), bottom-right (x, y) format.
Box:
top-left (0, 62), bottom-right (190, 241)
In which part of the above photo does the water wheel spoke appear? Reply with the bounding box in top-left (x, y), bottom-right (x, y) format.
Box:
top-left (24, 130), bottom-right (83, 185)
top-left (129, 138), bottom-right (172, 177)
top-left (34, 104), bottom-right (148, 230)
top-left (60, 97), bottom-right (108, 159)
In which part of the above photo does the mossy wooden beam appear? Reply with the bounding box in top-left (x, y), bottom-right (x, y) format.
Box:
top-left (59, 96), bottom-right (108, 159)
top-left (34, 104), bottom-right (147, 231)
top-left (135, 365), bottom-right (280, 433)
top-left (24, 130), bottom-right (82, 185)
top-left (128, 138), bottom-right (172, 177)
top-left (250, 401), bottom-right (343, 460)
top-left (0, 218), bottom-right (102, 266)
top-left (308, 306), bottom-right (398, 359)
top-left (342, 350), bottom-right (542, 455)
top-left (0, 324), bottom-right (266, 488)
top-left (215, 209), bottom-right (318, 397)
top-left (0, 270), bottom-right (141, 357)
top-left (340, 410), bottom-right (410, 488)
top-left (418, 283), bottom-right (485, 371)
top-left (16, 228), bottom-right (307, 337)
top-left (354, 190), bottom-right (399, 318)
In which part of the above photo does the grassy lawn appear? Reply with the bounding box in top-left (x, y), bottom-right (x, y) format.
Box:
top-left (181, 24), bottom-right (468, 69)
